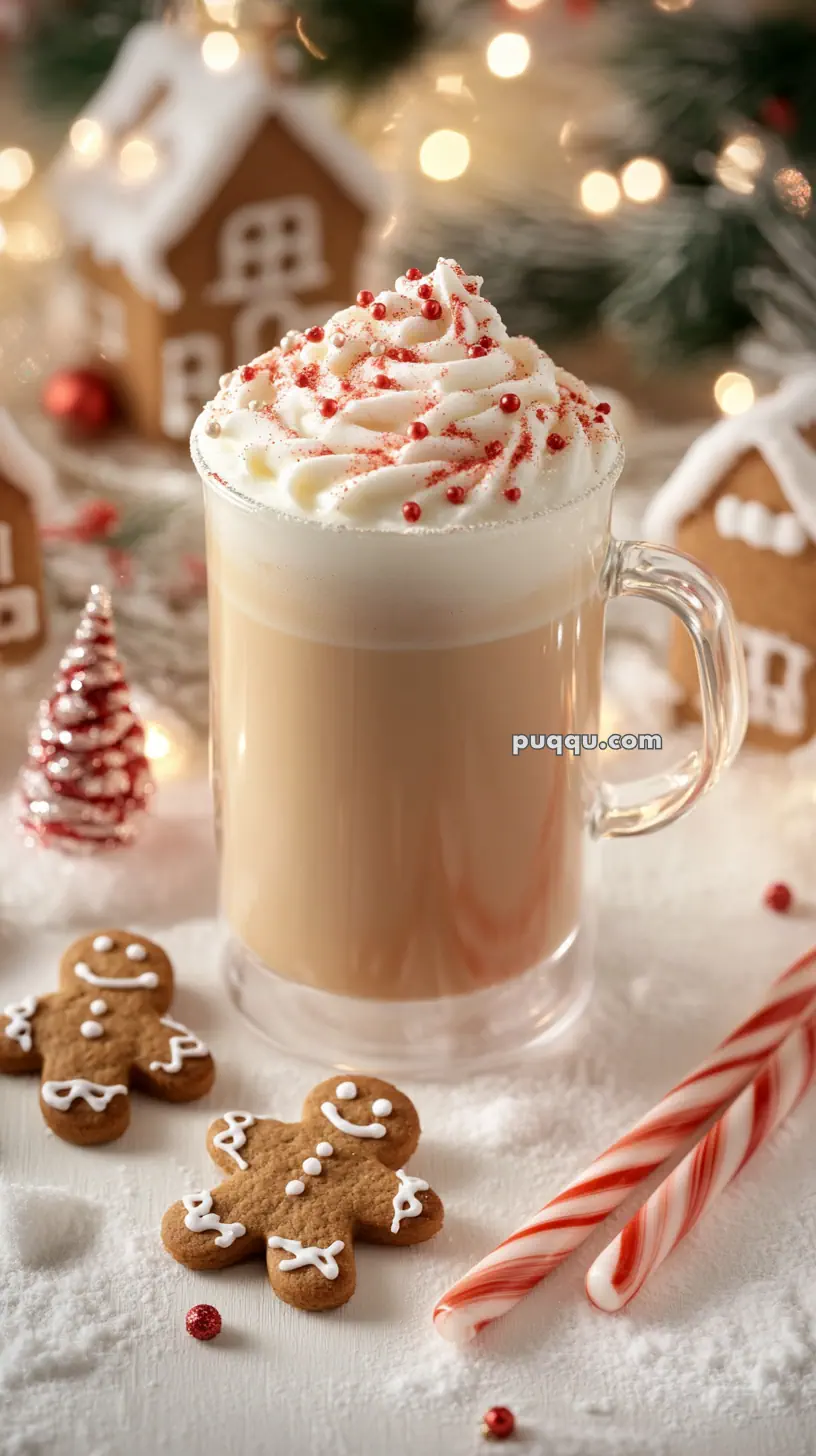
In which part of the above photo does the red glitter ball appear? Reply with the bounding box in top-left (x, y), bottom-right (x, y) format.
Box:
top-left (485, 440), bottom-right (503, 460)
top-left (371, 301), bottom-right (387, 320)
top-left (357, 289), bottom-right (374, 306)
top-left (403, 501), bottom-right (422, 523)
top-left (422, 300), bottom-right (442, 321)
top-left (186, 1305), bottom-right (222, 1342)
top-left (405, 267), bottom-right (423, 280)
top-left (482, 1406), bottom-right (515, 1440)
top-left (764, 882), bottom-right (793, 914)
top-left (547, 433), bottom-right (567, 452)
top-left (319, 398), bottom-right (338, 417)
top-left (499, 393), bottom-right (521, 414)
top-left (374, 373), bottom-right (392, 389)
top-left (295, 372), bottom-right (310, 389)
top-left (408, 421), bottom-right (429, 441)
top-left (478, 335), bottom-right (494, 350)
top-left (305, 326), bottom-right (324, 343)
top-left (417, 283), bottom-right (433, 300)
top-left (504, 487), bottom-right (521, 503)
top-left (596, 401), bottom-right (611, 414)
top-left (446, 485), bottom-right (466, 504)
top-left (468, 345), bottom-right (488, 358)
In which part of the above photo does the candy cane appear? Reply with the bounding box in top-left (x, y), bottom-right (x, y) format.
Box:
top-left (433, 947), bottom-right (816, 1344)
top-left (586, 1010), bottom-right (816, 1312)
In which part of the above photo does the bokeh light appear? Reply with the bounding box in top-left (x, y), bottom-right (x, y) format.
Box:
top-left (419, 129), bottom-right (471, 181)
top-left (621, 157), bottom-right (668, 204)
top-left (201, 30), bottom-right (241, 71)
top-left (714, 371), bottom-right (755, 416)
top-left (580, 170), bottom-right (622, 216)
top-left (486, 33), bottom-right (531, 79)
top-left (118, 136), bottom-right (159, 184)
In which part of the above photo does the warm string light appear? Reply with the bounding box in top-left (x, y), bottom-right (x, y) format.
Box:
top-left (118, 135), bottom-right (159, 184)
top-left (620, 157), bottom-right (667, 204)
top-left (69, 117), bottom-right (107, 167)
top-left (580, 170), bottom-right (621, 216)
top-left (486, 32), bottom-right (531, 79)
top-left (202, 0), bottom-right (239, 23)
top-left (144, 724), bottom-right (172, 760)
top-left (2, 220), bottom-right (59, 263)
top-left (201, 29), bottom-right (241, 71)
top-left (419, 129), bottom-right (471, 181)
top-left (714, 371), bottom-right (755, 416)
top-left (506, 0), bottom-right (546, 9)
top-left (0, 147), bottom-right (34, 200)
top-left (715, 134), bottom-right (765, 196)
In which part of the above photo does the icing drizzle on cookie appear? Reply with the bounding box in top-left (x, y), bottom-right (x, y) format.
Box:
top-left (268, 1236), bottom-right (345, 1280)
top-left (391, 1169), bottom-right (429, 1233)
top-left (74, 960), bottom-right (158, 991)
top-left (213, 1111), bottom-right (255, 1170)
top-left (149, 1016), bottom-right (209, 1074)
top-left (183, 1190), bottom-right (246, 1248)
top-left (3, 996), bottom-right (38, 1053)
top-left (320, 1101), bottom-right (387, 1139)
top-left (41, 1079), bottom-right (127, 1113)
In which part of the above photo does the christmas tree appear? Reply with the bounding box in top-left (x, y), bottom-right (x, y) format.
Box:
top-left (19, 585), bottom-right (154, 852)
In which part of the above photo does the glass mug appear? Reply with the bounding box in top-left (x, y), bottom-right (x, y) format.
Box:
top-left (196, 444), bottom-right (748, 1074)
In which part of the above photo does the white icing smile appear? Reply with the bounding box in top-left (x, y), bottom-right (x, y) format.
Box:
top-left (74, 960), bottom-right (159, 991)
top-left (320, 1102), bottom-right (387, 1139)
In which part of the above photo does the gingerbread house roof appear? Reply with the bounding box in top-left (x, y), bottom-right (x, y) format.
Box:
top-left (49, 21), bottom-right (383, 312)
top-left (644, 371), bottom-right (816, 547)
top-left (0, 409), bottom-right (61, 519)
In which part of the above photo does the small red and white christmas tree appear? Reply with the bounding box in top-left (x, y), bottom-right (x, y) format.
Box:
top-left (18, 585), bottom-right (154, 852)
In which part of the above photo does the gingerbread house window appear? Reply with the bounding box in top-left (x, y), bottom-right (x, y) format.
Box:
top-left (161, 333), bottom-right (222, 440)
top-left (740, 623), bottom-right (814, 738)
top-left (208, 196), bottom-right (329, 304)
top-left (89, 287), bottom-right (128, 363)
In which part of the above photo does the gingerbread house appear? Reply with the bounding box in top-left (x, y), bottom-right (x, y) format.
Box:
top-left (0, 410), bottom-right (60, 666)
top-left (49, 21), bottom-right (382, 444)
top-left (643, 371), bottom-right (816, 751)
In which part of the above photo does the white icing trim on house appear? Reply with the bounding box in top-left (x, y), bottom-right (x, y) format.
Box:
top-left (48, 21), bottom-right (383, 312)
top-left (643, 371), bottom-right (816, 548)
top-left (713, 495), bottom-right (808, 556)
top-left (739, 623), bottom-right (813, 739)
top-left (0, 409), bottom-right (61, 518)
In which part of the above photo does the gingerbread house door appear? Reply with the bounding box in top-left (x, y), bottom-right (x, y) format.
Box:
top-left (740, 623), bottom-right (814, 740)
top-left (0, 479), bottom-right (46, 665)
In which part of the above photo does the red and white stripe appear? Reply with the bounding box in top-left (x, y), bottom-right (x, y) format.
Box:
top-left (433, 947), bottom-right (816, 1344)
top-left (586, 1010), bottom-right (816, 1312)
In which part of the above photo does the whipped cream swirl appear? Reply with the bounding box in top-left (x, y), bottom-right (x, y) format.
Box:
top-left (192, 259), bottom-right (621, 530)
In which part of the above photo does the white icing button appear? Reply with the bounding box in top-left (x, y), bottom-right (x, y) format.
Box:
top-left (336, 1081), bottom-right (357, 1100)
top-left (302, 1157), bottom-right (322, 1176)
top-left (125, 943), bottom-right (147, 961)
top-left (90, 999), bottom-right (108, 1016)
top-left (372, 1099), bottom-right (393, 1117)
top-left (80, 1020), bottom-right (104, 1039)
top-left (315, 1142), bottom-right (333, 1158)
top-left (92, 936), bottom-right (113, 952)
top-left (285, 1180), bottom-right (305, 1196)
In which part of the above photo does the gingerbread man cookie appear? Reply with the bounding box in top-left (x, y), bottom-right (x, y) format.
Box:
top-left (161, 1075), bottom-right (443, 1311)
top-left (0, 930), bottom-right (215, 1145)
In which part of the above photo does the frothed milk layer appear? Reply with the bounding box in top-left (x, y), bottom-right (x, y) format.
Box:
top-left (193, 258), bottom-right (621, 531)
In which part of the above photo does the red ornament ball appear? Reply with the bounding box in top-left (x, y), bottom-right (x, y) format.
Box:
top-left (499, 393), bottom-right (521, 414)
top-left (468, 345), bottom-right (488, 359)
top-left (357, 289), bottom-right (375, 306)
top-left (42, 369), bottom-right (117, 436)
top-left (760, 96), bottom-right (797, 135)
top-left (421, 299), bottom-right (442, 321)
top-left (764, 882), bottom-right (793, 914)
top-left (405, 267), bottom-right (423, 281)
top-left (482, 1406), bottom-right (515, 1440)
top-left (402, 501), bottom-right (422, 523)
top-left (319, 398), bottom-right (338, 417)
top-left (417, 283), bottom-right (433, 300)
top-left (446, 485), bottom-right (466, 504)
top-left (374, 373), bottom-right (392, 390)
top-left (305, 325), bottom-right (324, 343)
top-left (547, 432), bottom-right (567, 452)
top-left (408, 421), bottom-right (429, 441)
top-left (371, 301), bottom-right (387, 320)
top-left (186, 1304), bottom-right (222, 1341)
top-left (504, 487), bottom-right (521, 503)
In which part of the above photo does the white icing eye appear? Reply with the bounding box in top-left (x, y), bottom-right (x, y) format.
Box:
top-left (90, 999), bottom-right (108, 1015)
top-left (92, 935), bottom-right (114, 952)
top-left (315, 1142), bottom-right (333, 1157)
top-left (285, 1180), bottom-right (305, 1196)
top-left (335, 1081), bottom-right (357, 1100)
top-left (80, 1020), bottom-right (104, 1039)
top-left (372, 1099), bottom-right (393, 1117)
top-left (302, 1157), bottom-right (322, 1176)
top-left (125, 943), bottom-right (148, 962)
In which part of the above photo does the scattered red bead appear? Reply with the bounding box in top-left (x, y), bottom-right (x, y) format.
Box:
top-left (319, 398), bottom-right (338, 417)
top-left (374, 373), bottom-right (392, 390)
top-left (485, 440), bottom-right (503, 459)
top-left (478, 335), bottom-right (494, 351)
top-left (482, 1406), bottom-right (515, 1440)
top-left (405, 267), bottom-right (423, 280)
top-left (547, 432), bottom-right (567, 451)
top-left (504, 487), bottom-right (521, 503)
top-left (371, 301), bottom-right (387, 320)
top-left (422, 299), bottom-right (442, 321)
top-left (417, 283), bottom-right (433, 300)
top-left (403, 501), bottom-right (422, 523)
top-left (408, 421), bottom-right (429, 441)
top-left (468, 345), bottom-right (488, 358)
top-left (357, 289), bottom-right (375, 306)
top-left (305, 326), bottom-right (324, 343)
top-left (596, 401), bottom-right (611, 414)
top-left (499, 393), bottom-right (521, 414)
top-left (764, 882), bottom-right (793, 914)
top-left (446, 485), bottom-right (466, 504)
top-left (295, 372), bottom-right (310, 388)
top-left (186, 1304), bottom-right (222, 1342)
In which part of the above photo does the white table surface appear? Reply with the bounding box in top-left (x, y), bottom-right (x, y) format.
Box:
top-left (1, 695), bottom-right (816, 1456)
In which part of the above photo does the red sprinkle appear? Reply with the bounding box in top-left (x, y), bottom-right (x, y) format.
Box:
top-left (186, 1305), bottom-right (222, 1342)
top-left (596, 401), bottom-right (611, 414)
top-left (241, 365), bottom-right (258, 383)
top-left (374, 373), bottom-right (392, 390)
top-left (504, 487), bottom-right (521, 503)
top-left (403, 501), bottom-right (422, 523)
top-left (405, 267), bottom-right (423, 280)
top-left (499, 393), bottom-right (521, 414)
top-left (446, 485), bottom-right (466, 504)
top-left (417, 283), bottom-right (433, 300)
top-left (547, 433), bottom-right (567, 451)
top-left (295, 372), bottom-right (310, 389)
top-left (594, 414), bottom-right (605, 424)
top-left (371, 301), bottom-right (387, 320)
top-left (468, 345), bottom-right (488, 358)
top-left (305, 326), bottom-right (324, 343)
top-left (319, 398), bottom-right (338, 417)
top-left (764, 882), bottom-right (793, 913)
top-left (485, 440), bottom-right (503, 460)
top-left (357, 289), bottom-right (374, 306)
top-left (422, 299), bottom-right (442, 321)
top-left (408, 421), bottom-right (429, 441)
top-left (482, 1407), bottom-right (515, 1440)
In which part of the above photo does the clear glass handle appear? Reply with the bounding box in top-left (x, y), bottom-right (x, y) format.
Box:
top-left (593, 539), bottom-right (748, 839)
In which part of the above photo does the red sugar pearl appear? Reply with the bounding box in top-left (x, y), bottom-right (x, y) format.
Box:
top-left (504, 487), bottom-right (521, 503)
top-left (405, 267), bottom-right (423, 281)
top-left (468, 345), bottom-right (488, 358)
top-left (319, 398), bottom-right (338, 417)
top-left (304, 326), bottom-right (324, 343)
top-left (295, 372), bottom-right (310, 389)
top-left (596, 401), bottom-right (611, 414)
top-left (374, 373), bottom-right (392, 390)
top-left (357, 289), bottom-right (375, 306)
top-left (482, 1406), bottom-right (515, 1440)
top-left (764, 882), bottom-right (793, 914)
top-left (446, 485), bottom-right (466, 504)
top-left (547, 432), bottom-right (567, 452)
top-left (478, 335), bottom-right (494, 350)
top-left (186, 1304), bottom-right (222, 1342)
top-left (408, 421), bottom-right (429, 441)
top-left (485, 440), bottom-right (503, 460)
top-left (417, 283), bottom-right (433, 300)
top-left (499, 393), bottom-right (521, 414)
top-left (403, 501), bottom-right (422, 523)
top-left (371, 301), bottom-right (387, 320)
top-left (422, 299), bottom-right (442, 321)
